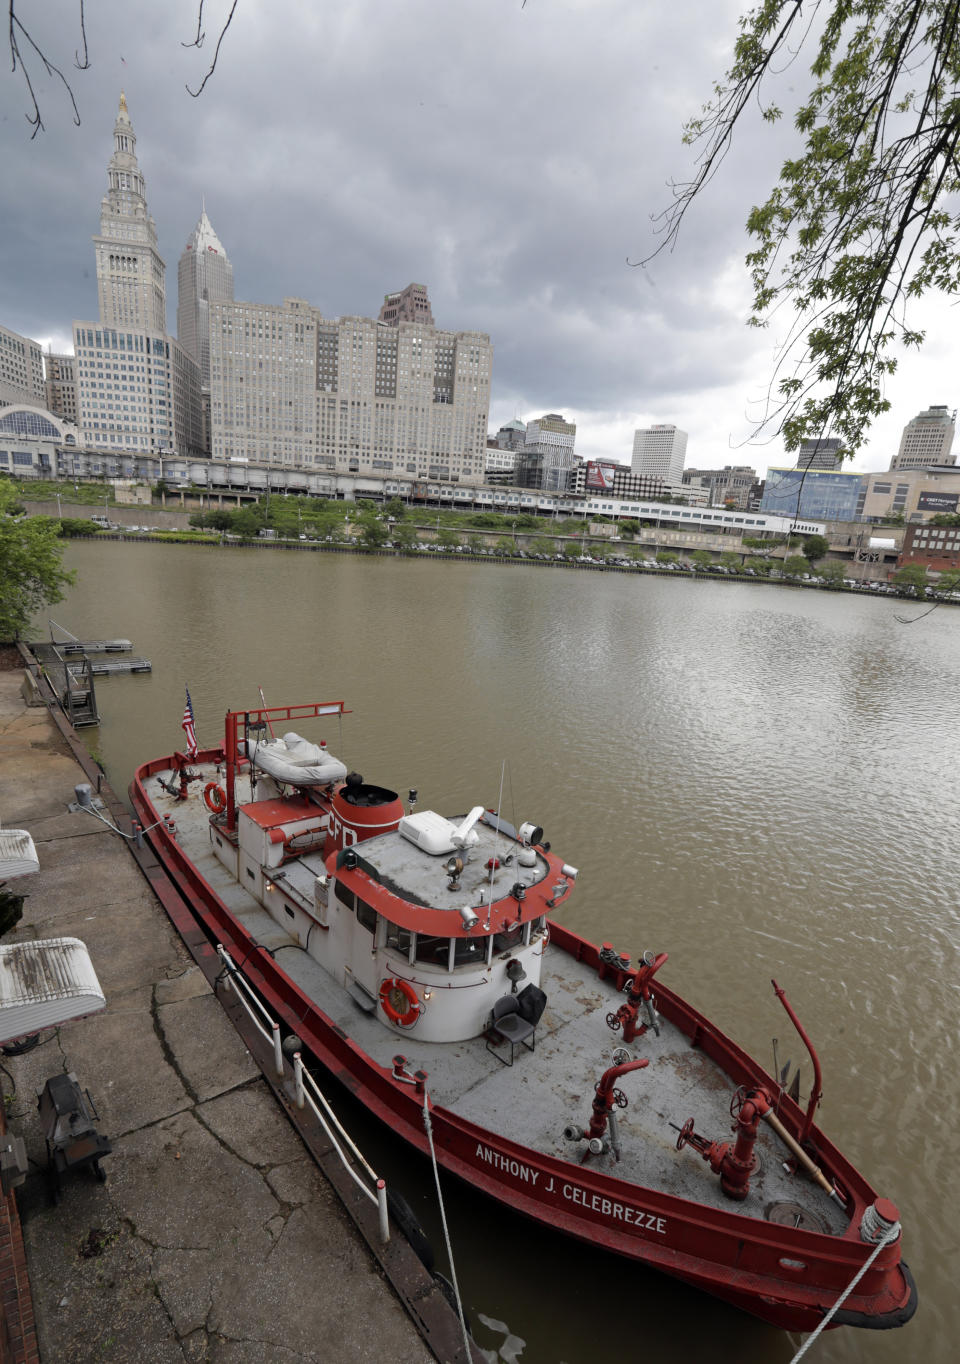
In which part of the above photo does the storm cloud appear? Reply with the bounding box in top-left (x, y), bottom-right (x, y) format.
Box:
top-left (1, 0), bottom-right (954, 470)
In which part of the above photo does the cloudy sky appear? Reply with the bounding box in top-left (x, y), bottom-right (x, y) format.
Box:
top-left (2, 0), bottom-right (956, 475)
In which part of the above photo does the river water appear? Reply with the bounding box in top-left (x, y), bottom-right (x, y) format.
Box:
top-left (40, 541), bottom-right (959, 1363)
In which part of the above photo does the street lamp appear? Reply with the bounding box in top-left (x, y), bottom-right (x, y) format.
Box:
top-left (55, 492), bottom-right (62, 521)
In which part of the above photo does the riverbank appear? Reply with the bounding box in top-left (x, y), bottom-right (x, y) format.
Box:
top-left (0, 656), bottom-right (441, 1363)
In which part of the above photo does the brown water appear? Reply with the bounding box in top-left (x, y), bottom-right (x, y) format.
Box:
top-left (42, 541), bottom-right (959, 1362)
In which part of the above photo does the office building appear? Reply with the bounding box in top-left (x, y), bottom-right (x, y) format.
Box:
top-left (493, 419), bottom-right (526, 450)
top-left (760, 467), bottom-right (863, 521)
top-left (177, 209), bottom-right (234, 388)
top-left (73, 323), bottom-right (202, 457)
top-left (890, 405), bottom-right (956, 470)
top-left (209, 296), bottom-right (491, 480)
top-left (93, 93), bottom-right (166, 334)
top-left (632, 424), bottom-right (687, 483)
top-left (856, 466), bottom-right (960, 522)
top-left (44, 352), bottom-right (79, 426)
top-left (0, 322), bottom-right (45, 408)
top-left (682, 464), bottom-right (757, 509)
top-left (795, 438), bottom-right (845, 471)
top-left (515, 414), bottom-right (577, 492)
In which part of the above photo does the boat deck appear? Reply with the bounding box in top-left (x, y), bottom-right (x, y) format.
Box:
top-left (153, 770), bottom-right (848, 1234)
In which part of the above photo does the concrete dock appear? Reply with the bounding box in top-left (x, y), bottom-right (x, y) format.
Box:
top-left (0, 656), bottom-right (437, 1363)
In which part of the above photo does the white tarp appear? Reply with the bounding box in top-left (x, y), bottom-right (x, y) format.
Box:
top-left (0, 937), bottom-right (105, 1044)
top-left (0, 829), bottom-right (39, 880)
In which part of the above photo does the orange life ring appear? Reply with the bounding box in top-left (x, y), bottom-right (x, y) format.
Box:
top-left (379, 977), bottom-right (422, 1027)
top-left (204, 782), bottom-right (227, 814)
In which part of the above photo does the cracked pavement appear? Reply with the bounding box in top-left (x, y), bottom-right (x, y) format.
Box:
top-left (0, 666), bottom-right (432, 1363)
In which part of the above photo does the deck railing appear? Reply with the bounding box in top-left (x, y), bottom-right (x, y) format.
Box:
top-left (215, 944), bottom-right (389, 1242)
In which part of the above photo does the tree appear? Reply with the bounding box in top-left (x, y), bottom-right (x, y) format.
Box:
top-left (655, 550), bottom-right (678, 566)
top-left (894, 563), bottom-right (929, 597)
top-left (719, 550), bottom-right (742, 572)
top-left (930, 513), bottom-right (960, 527)
top-left (531, 537), bottom-right (557, 557)
top-left (436, 527), bottom-right (460, 550)
top-left (620, 520), bottom-right (640, 538)
top-left (467, 534), bottom-right (484, 555)
top-left (0, 489), bottom-right (74, 639)
top-left (384, 498), bottom-right (406, 520)
top-left (360, 518), bottom-right (389, 549)
top-left (393, 523), bottom-right (418, 551)
top-left (691, 550), bottom-right (712, 572)
top-left (494, 536), bottom-right (515, 556)
top-left (649, 1), bottom-right (960, 456)
top-left (782, 555), bottom-right (809, 579)
top-left (934, 568), bottom-right (960, 595)
top-left (817, 559), bottom-right (847, 588)
top-left (802, 534), bottom-right (830, 565)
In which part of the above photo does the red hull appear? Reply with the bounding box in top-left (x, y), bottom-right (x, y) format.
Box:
top-left (131, 754), bottom-right (915, 1334)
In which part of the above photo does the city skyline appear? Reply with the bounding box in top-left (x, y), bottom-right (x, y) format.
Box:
top-left (2, 2), bottom-right (958, 476)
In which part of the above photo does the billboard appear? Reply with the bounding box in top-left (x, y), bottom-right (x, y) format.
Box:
top-left (585, 460), bottom-right (617, 491)
top-left (918, 491), bottom-right (959, 512)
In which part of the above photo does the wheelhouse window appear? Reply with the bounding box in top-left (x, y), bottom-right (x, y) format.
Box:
top-left (334, 881), bottom-right (355, 910)
top-left (356, 898), bottom-right (377, 934)
top-left (415, 934), bottom-right (451, 967)
top-left (385, 921), bottom-right (413, 959)
top-left (452, 936), bottom-right (487, 967)
top-left (493, 924), bottom-right (523, 955)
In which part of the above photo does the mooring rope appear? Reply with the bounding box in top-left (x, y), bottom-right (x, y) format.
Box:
top-left (421, 1090), bottom-right (472, 1360)
top-left (788, 1221), bottom-right (901, 1362)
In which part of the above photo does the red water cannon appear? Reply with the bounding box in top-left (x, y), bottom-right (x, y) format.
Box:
top-left (606, 951), bottom-right (668, 1043)
top-left (675, 1085), bottom-right (773, 1201)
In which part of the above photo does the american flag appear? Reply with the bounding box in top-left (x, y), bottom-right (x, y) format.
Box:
top-left (181, 687), bottom-right (198, 760)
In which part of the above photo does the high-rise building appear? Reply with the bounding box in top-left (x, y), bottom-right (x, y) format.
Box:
top-left (74, 96), bottom-right (202, 457)
top-left (795, 437), bottom-right (845, 471)
top-left (0, 322), bottom-right (45, 408)
top-left (73, 323), bottom-right (202, 457)
top-left (177, 209), bottom-right (234, 388)
top-left (378, 283), bottom-right (434, 328)
top-left (93, 93), bottom-right (166, 334)
top-left (516, 414), bottom-right (577, 492)
top-left (494, 419), bottom-right (526, 450)
top-left (632, 424), bottom-right (687, 484)
top-left (889, 405), bottom-right (956, 471)
top-left (44, 352), bottom-right (79, 426)
top-left (209, 296), bottom-right (491, 480)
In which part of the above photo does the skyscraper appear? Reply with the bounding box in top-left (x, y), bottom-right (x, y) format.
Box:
top-left (889, 405), bottom-right (956, 470)
top-left (74, 95), bottom-right (202, 457)
top-left (795, 437), bottom-right (845, 471)
top-left (631, 424), bottom-right (688, 484)
top-left (177, 209), bottom-right (234, 388)
top-left (92, 93), bottom-right (166, 334)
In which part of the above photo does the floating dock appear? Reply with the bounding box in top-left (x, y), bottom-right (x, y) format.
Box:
top-left (31, 626), bottom-right (152, 726)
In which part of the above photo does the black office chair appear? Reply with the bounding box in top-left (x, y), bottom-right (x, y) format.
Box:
top-left (486, 994), bottom-right (537, 1065)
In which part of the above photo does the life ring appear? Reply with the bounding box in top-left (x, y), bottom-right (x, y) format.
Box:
top-left (204, 782), bottom-right (227, 814)
top-left (379, 977), bottom-right (422, 1027)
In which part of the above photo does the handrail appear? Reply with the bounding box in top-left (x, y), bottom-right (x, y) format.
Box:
top-left (215, 945), bottom-right (389, 1242)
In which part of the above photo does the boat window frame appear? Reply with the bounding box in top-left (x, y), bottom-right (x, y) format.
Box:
top-left (355, 896), bottom-right (378, 935)
top-left (384, 919), bottom-right (415, 964)
top-left (334, 879), bottom-right (355, 911)
top-left (451, 933), bottom-right (488, 970)
top-left (413, 932), bottom-right (453, 971)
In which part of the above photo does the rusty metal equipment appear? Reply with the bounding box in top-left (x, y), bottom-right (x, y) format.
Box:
top-left (38, 1072), bottom-right (111, 1202)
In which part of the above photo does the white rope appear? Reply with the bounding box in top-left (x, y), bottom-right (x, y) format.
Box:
top-left (788, 1222), bottom-right (901, 1362)
top-left (422, 1090), bottom-right (472, 1361)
